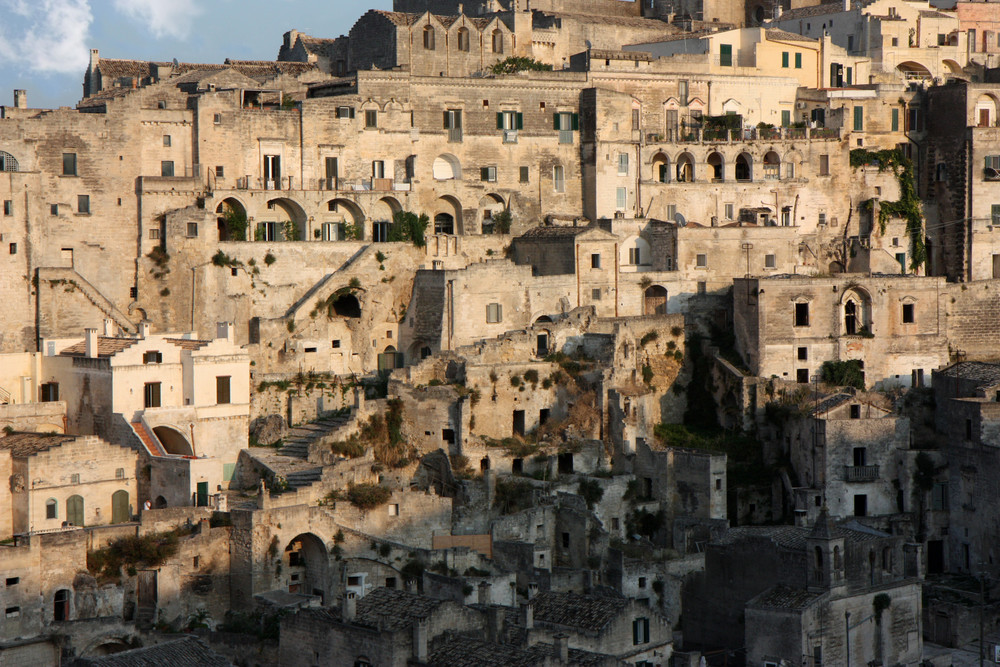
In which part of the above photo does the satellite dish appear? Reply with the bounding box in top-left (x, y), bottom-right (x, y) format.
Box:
top-left (675, 213), bottom-right (687, 227)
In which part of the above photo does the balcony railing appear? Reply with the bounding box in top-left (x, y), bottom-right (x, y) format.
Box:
top-left (845, 465), bottom-right (880, 482)
top-left (653, 126), bottom-right (839, 145)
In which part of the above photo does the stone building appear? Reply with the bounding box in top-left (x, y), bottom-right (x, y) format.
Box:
top-left (0, 431), bottom-right (137, 536)
top-left (684, 511), bottom-right (922, 665)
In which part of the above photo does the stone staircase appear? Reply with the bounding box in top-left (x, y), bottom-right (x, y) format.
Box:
top-left (283, 468), bottom-right (324, 489)
top-left (38, 267), bottom-right (136, 334)
top-left (277, 411), bottom-right (353, 460)
top-left (131, 420), bottom-right (168, 457)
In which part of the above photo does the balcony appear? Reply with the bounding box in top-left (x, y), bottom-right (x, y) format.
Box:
top-left (503, 129), bottom-right (518, 144)
top-left (650, 126), bottom-right (840, 146)
top-left (845, 465), bottom-right (880, 482)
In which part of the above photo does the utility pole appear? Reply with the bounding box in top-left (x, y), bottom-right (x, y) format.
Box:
top-left (845, 611), bottom-right (851, 667)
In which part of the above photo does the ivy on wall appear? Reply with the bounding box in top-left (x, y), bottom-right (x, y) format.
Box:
top-left (851, 148), bottom-right (925, 271)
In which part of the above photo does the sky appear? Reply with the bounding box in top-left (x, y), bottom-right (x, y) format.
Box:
top-left (0, 0), bottom-right (393, 108)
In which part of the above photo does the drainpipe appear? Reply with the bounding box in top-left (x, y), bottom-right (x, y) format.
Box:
top-left (191, 266), bottom-right (197, 332)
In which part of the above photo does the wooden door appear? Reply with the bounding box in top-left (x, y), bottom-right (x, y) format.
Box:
top-left (111, 490), bottom-right (129, 524)
top-left (66, 495), bottom-right (84, 526)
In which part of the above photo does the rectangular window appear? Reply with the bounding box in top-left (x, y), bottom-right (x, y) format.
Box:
top-left (163, 135), bottom-right (171, 147)
top-left (629, 247), bottom-right (641, 265)
top-left (853, 106), bottom-right (864, 132)
top-left (40, 382), bottom-right (59, 402)
top-left (795, 52), bottom-right (802, 68)
top-left (782, 51), bottom-right (789, 68)
top-left (781, 110), bottom-right (791, 127)
top-left (216, 376), bottom-right (231, 404)
top-left (819, 155), bottom-right (829, 176)
top-left (902, 303), bottom-right (914, 323)
top-left (795, 302), bottom-right (810, 327)
top-left (891, 108), bottom-right (899, 132)
top-left (591, 253), bottom-right (601, 269)
top-left (719, 44), bottom-right (732, 67)
top-left (678, 81), bottom-right (688, 107)
top-left (480, 166), bottom-right (497, 182)
top-left (116, 468), bottom-right (125, 479)
top-left (553, 165), bottom-right (565, 193)
top-left (985, 156), bottom-right (1000, 180)
top-left (555, 112), bottom-right (578, 143)
top-left (617, 153), bottom-right (629, 175)
top-left (696, 253), bottom-right (707, 268)
top-left (444, 109), bottom-right (463, 142)
top-left (213, 113), bottom-right (222, 124)
top-left (519, 166), bottom-right (529, 183)
top-left (765, 254), bottom-right (776, 269)
top-left (388, 504), bottom-right (400, 516)
top-left (797, 368), bottom-right (809, 383)
top-left (818, 213), bottom-right (827, 226)
top-left (3, 200), bottom-right (12, 216)
top-left (592, 288), bottom-right (602, 300)
top-left (486, 303), bottom-right (503, 323)
top-left (62, 153), bottom-right (77, 176)
top-left (70, 473), bottom-right (80, 484)
top-left (215, 166), bottom-right (224, 178)
top-left (8, 243), bottom-right (15, 255)
top-left (335, 106), bottom-right (355, 119)
top-left (372, 160), bottom-right (385, 180)
top-left (632, 617), bottom-right (650, 645)
top-left (616, 187), bottom-right (627, 210)
top-left (931, 482), bottom-right (948, 511)
top-left (149, 229), bottom-right (161, 240)
top-left (724, 203), bottom-right (734, 220)
top-left (798, 347), bottom-right (808, 361)
top-left (186, 222), bottom-right (198, 237)
top-left (161, 161), bottom-right (175, 177)
top-left (665, 204), bottom-right (676, 221)
top-left (77, 195), bottom-right (90, 214)
top-left (364, 109), bottom-right (377, 129)
top-left (144, 382), bottom-right (161, 408)
top-left (992, 204), bottom-right (1000, 226)
top-left (143, 351), bottom-right (162, 364)
top-left (5, 607), bottom-right (19, 619)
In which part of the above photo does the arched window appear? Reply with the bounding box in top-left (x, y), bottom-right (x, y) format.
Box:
top-left (457, 27), bottom-right (470, 52)
top-left (46, 498), bottom-right (57, 520)
top-left (735, 153), bottom-right (752, 181)
top-left (54, 589), bottom-right (70, 621)
top-left (652, 153), bottom-right (669, 183)
top-left (66, 495), bottom-right (84, 526)
top-left (763, 151), bottom-right (781, 180)
top-left (0, 151), bottom-right (18, 172)
top-left (842, 288), bottom-right (872, 336)
top-left (492, 29), bottom-right (504, 54)
top-left (676, 153), bottom-right (695, 182)
top-left (423, 25), bottom-right (436, 50)
top-left (707, 152), bottom-right (724, 182)
top-left (833, 546), bottom-right (842, 570)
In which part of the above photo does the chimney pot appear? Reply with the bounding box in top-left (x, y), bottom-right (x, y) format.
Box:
top-left (343, 591), bottom-right (357, 622)
top-left (103, 318), bottom-right (114, 336)
top-left (412, 617), bottom-right (428, 662)
top-left (521, 601), bottom-right (534, 629)
top-left (85, 328), bottom-right (99, 358)
top-left (139, 321), bottom-right (151, 339)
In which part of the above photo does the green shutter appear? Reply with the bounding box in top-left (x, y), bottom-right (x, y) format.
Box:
top-left (891, 108), bottom-right (899, 132)
top-left (782, 52), bottom-right (789, 68)
top-left (444, 110), bottom-right (450, 129)
top-left (854, 106), bottom-right (863, 132)
top-left (481, 167), bottom-right (489, 181)
top-left (846, 67), bottom-right (853, 85)
top-left (554, 112), bottom-right (560, 130)
top-left (516, 112), bottom-right (523, 130)
top-left (571, 113), bottom-right (579, 130)
top-left (782, 110), bottom-right (791, 127)
top-left (497, 112), bottom-right (503, 129)
top-left (795, 53), bottom-right (802, 68)
top-left (720, 44), bottom-right (732, 67)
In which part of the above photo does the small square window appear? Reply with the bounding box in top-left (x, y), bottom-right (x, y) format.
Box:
top-left (388, 504), bottom-right (400, 516)
top-left (696, 254), bottom-right (707, 268)
top-left (850, 404), bottom-right (861, 419)
top-left (143, 351), bottom-right (162, 364)
top-left (486, 303), bottom-right (503, 323)
top-left (70, 473), bottom-right (80, 484)
top-left (50, 204), bottom-right (59, 216)
top-left (213, 113), bottom-right (222, 124)
top-left (8, 243), bottom-right (16, 255)
top-left (902, 303), bottom-right (914, 323)
top-left (591, 253), bottom-right (601, 269)
top-left (638, 577), bottom-right (647, 588)
top-left (5, 607), bottom-right (19, 619)
top-left (186, 222), bottom-right (198, 237)
top-left (797, 368), bottom-right (810, 383)
top-left (149, 229), bottom-right (161, 240)
top-left (724, 203), bottom-right (734, 220)
top-left (519, 166), bottom-right (529, 183)
top-left (592, 288), bottom-right (602, 300)
top-left (163, 135), bottom-right (171, 147)
top-left (6, 577), bottom-right (19, 586)
top-left (215, 166), bottom-right (224, 178)
top-left (332, 339), bottom-right (341, 348)
top-left (230, 267), bottom-right (238, 277)
top-left (764, 254), bottom-right (776, 269)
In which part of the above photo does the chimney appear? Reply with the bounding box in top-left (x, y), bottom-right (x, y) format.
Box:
top-left (13, 90), bottom-right (26, 109)
top-left (553, 634), bottom-right (569, 663)
top-left (521, 601), bottom-right (534, 630)
top-left (527, 582), bottom-right (538, 599)
top-left (486, 605), bottom-right (503, 643)
top-left (478, 581), bottom-right (492, 605)
top-left (139, 321), bottom-right (151, 338)
top-left (85, 328), bottom-right (99, 358)
top-left (343, 591), bottom-right (357, 622)
top-left (412, 616), bottom-right (428, 662)
top-left (103, 318), bottom-right (114, 336)
top-left (216, 321), bottom-right (234, 343)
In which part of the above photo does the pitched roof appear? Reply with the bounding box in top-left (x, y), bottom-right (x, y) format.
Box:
top-left (0, 432), bottom-right (78, 457)
top-left (748, 584), bottom-right (823, 611)
top-left (716, 521), bottom-right (890, 550)
top-left (766, 28), bottom-right (819, 43)
top-left (428, 634), bottom-right (619, 666)
top-left (936, 361), bottom-right (1000, 387)
top-left (355, 587), bottom-right (444, 630)
top-left (771, 1), bottom-right (858, 21)
top-left (60, 336), bottom-right (140, 358)
top-left (70, 636), bottom-right (232, 667)
top-left (530, 591), bottom-right (627, 633)
top-left (165, 338), bottom-right (211, 351)
top-left (516, 225), bottom-right (612, 241)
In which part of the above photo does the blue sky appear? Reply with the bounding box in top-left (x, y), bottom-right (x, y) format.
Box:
top-left (0, 0), bottom-right (392, 108)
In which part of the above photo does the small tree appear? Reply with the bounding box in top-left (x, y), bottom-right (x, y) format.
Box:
top-left (489, 57), bottom-right (552, 75)
top-left (820, 360), bottom-right (865, 391)
top-left (491, 208), bottom-right (512, 235)
top-left (222, 206), bottom-right (249, 241)
top-left (578, 478), bottom-right (604, 510)
top-left (388, 211), bottom-right (430, 247)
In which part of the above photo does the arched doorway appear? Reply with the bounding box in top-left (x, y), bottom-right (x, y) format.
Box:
top-left (676, 152), bottom-right (695, 182)
top-left (324, 199), bottom-right (365, 241)
top-left (842, 288), bottom-right (872, 335)
top-left (215, 198), bottom-right (248, 241)
top-left (478, 194), bottom-right (505, 234)
top-left (644, 286), bottom-right (668, 315)
top-left (153, 426), bottom-right (194, 456)
top-left (707, 152), bottom-right (724, 182)
top-left (112, 490), bottom-right (130, 524)
top-left (285, 533), bottom-right (331, 603)
top-left (378, 345), bottom-right (404, 372)
top-left (370, 197), bottom-right (400, 242)
top-left (976, 93), bottom-right (999, 128)
top-left (67, 495), bottom-right (84, 526)
top-left (897, 61), bottom-right (932, 82)
top-left (735, 153), bottom-right (752, 182)
top-left (261, 198), bottom-right (307, 241)
top-left (154, 495), bottom-right (167, 509)
top-left (651, 152), bottom-right (670, 183)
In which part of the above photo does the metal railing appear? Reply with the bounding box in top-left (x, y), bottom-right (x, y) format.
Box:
top-left (845, 465), bottom-right (880, 482)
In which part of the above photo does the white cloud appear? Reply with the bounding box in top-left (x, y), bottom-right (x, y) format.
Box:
top-left (0, 0), bottom-right (93, 74)
top-left (112, 0), bottom-right (201, 40)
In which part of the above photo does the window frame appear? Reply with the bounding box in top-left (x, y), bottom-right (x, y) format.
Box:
top-left (486, 302), bottom-right (503, 324)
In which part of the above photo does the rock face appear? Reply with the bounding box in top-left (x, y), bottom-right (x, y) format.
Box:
top-left (250, 415), bottom-right (287, 446)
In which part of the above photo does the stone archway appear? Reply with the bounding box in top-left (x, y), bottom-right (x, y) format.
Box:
top-left (216, 197), bottom-right (248, 241)
top-left (285, 533), bottom-right (332, 604)
top-left (262, 197), bottom-right (308, 241)
top-left (643, 285), bottom-right (668, 315)
top-left (153, 426), bottom-right (193, 456)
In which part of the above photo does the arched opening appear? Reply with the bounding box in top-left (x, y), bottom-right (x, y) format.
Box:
top-left (370, 197), bottom-right (399, 243)
top-left (436, 195), bottom-right (463, 235)
top-left (423, 25), bottom-right (435, 50)
top-left (896, 61), bottom-right (932, 82)
top-left (651, 152), bottom-right (670, 183)
top-left (215, 198), bottom-right (248, 242)
top-left (763, 151), bottom-right (781, 180)
top-left (54, 589), bottom-right (70, 621)
top-left (112, 490), bottom-right (130, 524)
top-left (644, 286), bottom-right (668, 315)
top-left (0, 150), bottom-right (20, 172)
top-left (67, 495), bottom-right (84, 526)
top-left (478, 194), bottom-right (505, 234)
top-left (331, 293), bottom-right (361, 318)
top-left (735, 153), bottom-right (752, 182)
top-left (457, 27), bottom-right (470, 52)
top-left (621, 236), bottom-right (651, 269)
top-left (154, 495), bottom-right (167, 509)
top-left (153, 426), bottom-right (194, 456)
top-left (533, 316), bottom-right (553, 324)
top-left (943, 59), bottom-right (964, 77)
top-left (842, 288), bottom-right (872, 336)
top-left (432, 154), bottom-right (462, 181)
top-left (707, 152), bottom-right (724, 182)
top-left (285, 533), bottom-right (331, 602)
top-left (492, 29), bottom-right (504, 54)
top-left (976, 93), bottom-right (999, 128)
top-left (324, 198), bottom-right (365, 241)
top-left (676, 152), bottom-right (695, 182)
top-left (261, 198), bottom-right (307, 242)
top-left (408, 341), bottom-right (433, 361)
top-left (86, 640), bottom-right (131, 657)
top-left (378, 345), bottom-right (404, 372)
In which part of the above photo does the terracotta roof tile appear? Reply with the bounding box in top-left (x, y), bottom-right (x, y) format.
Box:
top-left (60, 336), bottom-right (140, 358)
top-left (529, 590), bottom-right (627, 633)
top-left (165, 338), bottom-right (211, 351)
top-left (72, 636), bottom-right (233, 667)
top-left (0, 432), bottom-right (78, 457)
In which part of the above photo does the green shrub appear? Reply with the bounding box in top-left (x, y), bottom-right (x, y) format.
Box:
top-left (489, 56), bottom-right (553, 75)
top-left (640, 331), bottom-right (658, 347)
top-left (820, 360), bottom-right (865, 390)
top-left (346, 483), bottom-right (392, 510)
top-left (388, 211), bottom-right (430, 247)
top-left (264, 253), bottom-right (276, 266)
top-left (87, 529), bottom-right (182, 580)
top-left (578, 478), bottom-right (604, 510)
